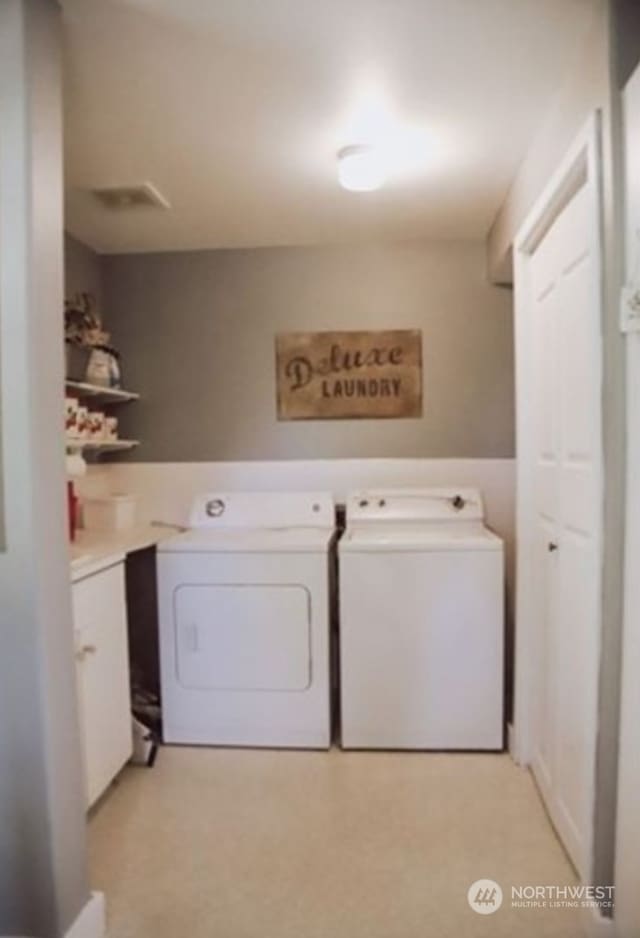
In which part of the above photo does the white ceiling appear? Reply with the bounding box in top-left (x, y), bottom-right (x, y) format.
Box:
top-left (62, 0), bottom-right (600, 254)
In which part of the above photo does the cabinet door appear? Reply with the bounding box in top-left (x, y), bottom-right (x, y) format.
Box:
top-left (73, 562), bottom-right (132, 807)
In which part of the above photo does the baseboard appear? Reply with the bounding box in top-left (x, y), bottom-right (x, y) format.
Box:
top-left (64, 892), bottom-right (106, 938)
top-left (581, 904), bottom-right (616, 938)
top-left (507, 721), bottom-right (528, 766)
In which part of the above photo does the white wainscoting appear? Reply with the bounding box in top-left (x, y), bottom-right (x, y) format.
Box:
top-left (80, 458), bottom-right (516, 599)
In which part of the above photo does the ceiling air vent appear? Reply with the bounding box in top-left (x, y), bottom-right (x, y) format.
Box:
top-left (91, 181), bottom-right (171, 211)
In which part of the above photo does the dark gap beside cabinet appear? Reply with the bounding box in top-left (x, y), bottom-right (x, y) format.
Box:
top-left (330, 504), bottom-right (346, 744)
top-left (125, 546), bottom-right (162, 737)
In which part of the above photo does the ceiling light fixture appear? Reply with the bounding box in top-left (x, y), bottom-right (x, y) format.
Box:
top-left (337, 144), bottom-right (385, 192)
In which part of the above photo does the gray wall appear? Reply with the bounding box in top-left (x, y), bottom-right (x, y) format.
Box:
top-left (488, 0), bottom-right (626, 896)
top-left (0, 1), bottom-right (90, 934)
top-left (104, 240), bottom-right (514, 462)
top-left (614, 0), bottom-right (640, 88)
top-left (591, 3), bottom-right (626, 897)
top-left (487, 4), bottom-right (608, 284)
top-left (65, 231), bottom-right (104, 310)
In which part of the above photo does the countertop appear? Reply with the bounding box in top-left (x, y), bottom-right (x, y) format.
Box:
top-left (70, 523), bottom-right (181, 582)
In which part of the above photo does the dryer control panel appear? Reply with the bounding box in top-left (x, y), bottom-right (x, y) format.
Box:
top-left (189, 491), bottom-right (335, 529)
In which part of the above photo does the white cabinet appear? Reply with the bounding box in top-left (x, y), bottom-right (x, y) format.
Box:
top-left (72, 561), bottom-right (132, 807)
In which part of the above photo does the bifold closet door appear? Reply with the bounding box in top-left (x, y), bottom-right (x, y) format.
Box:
top-left (520, 165), bottom-right (602, 879)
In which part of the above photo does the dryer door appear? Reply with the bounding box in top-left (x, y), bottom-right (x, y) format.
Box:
top-left (174, 584), bottom-right (311, 691)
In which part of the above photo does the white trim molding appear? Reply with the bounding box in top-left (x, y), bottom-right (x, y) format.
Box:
top-left (581, 904), bottom-right (616, 938)
top-left (64, 892), bottom-right (106, 938)
top-left (614, 61), bottom-right (640, 938)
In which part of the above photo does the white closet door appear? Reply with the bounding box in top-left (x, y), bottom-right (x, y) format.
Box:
top-left (523, 180), bottom-right (602, 878)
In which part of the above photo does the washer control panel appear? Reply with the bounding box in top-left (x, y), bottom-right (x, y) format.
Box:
top-left (346, 488), bottom-right (483, 524)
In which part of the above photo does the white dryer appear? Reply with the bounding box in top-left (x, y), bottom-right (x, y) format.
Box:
top-left (158, 492), bottom-right (335, 748)
top-left (339, 488), bottom-right (504, 750)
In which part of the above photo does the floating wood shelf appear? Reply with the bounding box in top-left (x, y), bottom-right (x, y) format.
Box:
top-left (65, 381), bottom-right (140, 404)
top-left (66, 439), bottom-right (140, 454)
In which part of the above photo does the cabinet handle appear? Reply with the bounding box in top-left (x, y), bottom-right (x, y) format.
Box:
top-left (548, 542), bottom-right (559, 552)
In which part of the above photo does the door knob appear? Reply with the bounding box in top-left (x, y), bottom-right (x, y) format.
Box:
top-left (548, 542), bottom-right (559, 552)
top-left (74, 644), bottom-right (96, 662)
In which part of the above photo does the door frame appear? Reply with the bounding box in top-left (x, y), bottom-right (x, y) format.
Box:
top-left (512, 113), bottom-right (605, 810)
top-left (615, 66), bottom-right (640, 937)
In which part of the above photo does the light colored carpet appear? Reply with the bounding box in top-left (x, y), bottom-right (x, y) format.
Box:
top-left (89, 747), bottom-right (586, 937)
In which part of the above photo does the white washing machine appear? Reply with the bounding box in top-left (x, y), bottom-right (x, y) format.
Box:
top-left (339, 488), bottom-right (504, 750)
top-left (158, 491), bottom-right (335, 748)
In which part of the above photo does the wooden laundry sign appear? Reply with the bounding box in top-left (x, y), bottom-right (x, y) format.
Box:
top-left (275, 329), bottom-right (423, 420)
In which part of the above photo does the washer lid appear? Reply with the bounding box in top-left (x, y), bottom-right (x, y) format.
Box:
top-left (158, 525), bottom-right (334, 554)
top-left (340, 523), bottom-right (502, 552)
